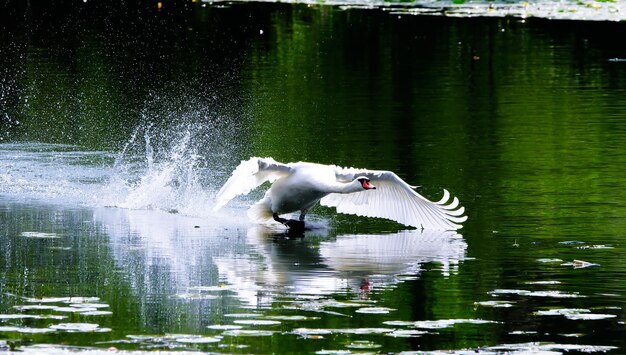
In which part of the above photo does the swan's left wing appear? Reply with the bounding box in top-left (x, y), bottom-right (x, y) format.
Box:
top-left (321, 168), bottom-right (467, 230)
top-left (213, 157), bottom-right (292, 211)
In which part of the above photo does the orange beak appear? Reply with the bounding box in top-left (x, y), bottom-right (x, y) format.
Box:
top-left (362, 180), bottom-right (376, 190)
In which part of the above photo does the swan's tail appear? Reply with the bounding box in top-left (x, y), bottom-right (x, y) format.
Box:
top-left (247, 198), bottom-right (274, 222)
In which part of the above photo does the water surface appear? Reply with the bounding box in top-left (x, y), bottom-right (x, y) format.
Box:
top-left (2, 2), bottom-right (626, 353)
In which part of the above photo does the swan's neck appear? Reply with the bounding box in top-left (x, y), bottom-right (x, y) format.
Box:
top-left (333, 180), bottom-right (363, 194)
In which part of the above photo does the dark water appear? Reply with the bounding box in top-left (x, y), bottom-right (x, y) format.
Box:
top-left (2, 2), bottom-right (626, 353)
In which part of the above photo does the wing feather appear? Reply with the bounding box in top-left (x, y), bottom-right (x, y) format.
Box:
top-left (213, 157), bottom-right (292, 211)
top-left (320, 168), bottom-right (467, 230)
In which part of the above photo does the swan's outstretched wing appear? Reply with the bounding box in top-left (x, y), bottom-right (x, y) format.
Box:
top-left (321, 168), bottom-right (467, 230)
top-left (213, 157), bottom-right (292, 211)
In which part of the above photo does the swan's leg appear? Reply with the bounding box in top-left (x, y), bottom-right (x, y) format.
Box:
top-left (299, 210), bottom-right (307, 222)
top-left (273, 213), bottom-right (288, 224)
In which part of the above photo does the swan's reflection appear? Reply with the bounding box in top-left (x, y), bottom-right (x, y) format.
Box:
top-left (97, 208), bottom-right (467, 311)
top-left (214, 226), bottom-right (467, 306)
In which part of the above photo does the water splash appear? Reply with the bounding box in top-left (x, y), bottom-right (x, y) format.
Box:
top-left (102, 122), bottom-right (214, 217)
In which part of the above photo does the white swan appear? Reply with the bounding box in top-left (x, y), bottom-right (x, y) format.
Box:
top-left (213, 157), bottom-right (467, 230)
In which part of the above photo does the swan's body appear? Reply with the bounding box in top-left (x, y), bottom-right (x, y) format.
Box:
top-left (213, 157), bottom-right (467, 230)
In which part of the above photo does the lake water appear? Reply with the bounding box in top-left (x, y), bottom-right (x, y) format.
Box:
top-left (2, 1), bottom-right (626, 353)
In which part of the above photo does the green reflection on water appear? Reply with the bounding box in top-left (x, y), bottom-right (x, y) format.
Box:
top-left (2, 1), bottom-right (626, 353)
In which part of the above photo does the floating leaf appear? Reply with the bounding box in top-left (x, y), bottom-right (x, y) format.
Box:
top-left (20, 232), bottom-right (60, 239)
top-left (81, 310), bottom-right (113, 316)
top-left (175, 336), bottom-right (221, 344)
top-left (508, 330), bottom-right (538, 335)
top-left (52, 306), bottom-right (98, 313)
top-left (0, 326), bottom-right (56, 334)
top-left (224, 313), bottom-right (262, 318)
top-left (291, 328), bottom-right (333, 336)
top-left (13, 305), bottom-right (58, 311)
top-left (69, 303), bottom-right (109, 309)
top-left (233, 319), bottom-right (281, 326)
top-left (475, 301), bottom-right (514, 308)
top-left (188, 286), bottom-right (231, 292)
top-left (175, 293), bottom-right (219, 300)
top-left (345, 340), bottom-right (381, 349)
top-left (537, 258), bottom-right (563, 263)
top-left (386, 329), bottom-right (428, 337)
top-left (525, 281), bottom-right (561, 285)
top-left (355, 307), bottom-right (395, 314)
top-left (50, 323), bottom-right (109, 332)
top-left (335, 328), bottom-right (394, 335)
top-left (382, 320), bottom-right (415, 327)
top-left (207, 325), bottom-right (243, 330)
top-left (535, 308), bottom-right (616, 320)
top-left (413, 319), bottom-right (498, 329)
top-left (222, 330), bottom-right (276, 337)
top-left (264, 315), bottom-right (319, 321)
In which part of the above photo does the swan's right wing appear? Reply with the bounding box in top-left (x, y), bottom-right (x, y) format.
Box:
top-left (213, 157), bottom-right (292, 211)
top-left (321, 168), bottom-right (467, 230)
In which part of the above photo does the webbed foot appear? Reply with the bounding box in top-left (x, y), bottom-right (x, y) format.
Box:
top-left (273, 213), bottom-right (306, 232)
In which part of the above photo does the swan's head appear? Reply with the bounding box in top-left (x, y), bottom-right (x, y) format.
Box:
top-left (357, 177), bottom-right (376, 190)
